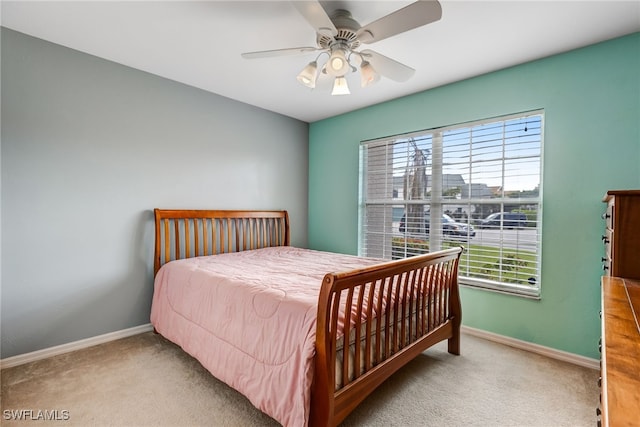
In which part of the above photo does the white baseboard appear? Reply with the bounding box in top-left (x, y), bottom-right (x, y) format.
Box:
top-left (462, 325), bottom-right (600, 370)
top-left (0, 323), bottom-right (154, 370)
top-left (1, 323), bottom-right (598, 371)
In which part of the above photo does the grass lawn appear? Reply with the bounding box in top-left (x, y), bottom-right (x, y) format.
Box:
top-left (392, 237), bottom-right (537, 287)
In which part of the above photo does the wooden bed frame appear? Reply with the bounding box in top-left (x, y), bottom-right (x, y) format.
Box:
top-left (153, 209), bottom-right (463, 427)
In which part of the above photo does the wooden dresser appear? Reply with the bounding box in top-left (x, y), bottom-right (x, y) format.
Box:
top-left (602, 190), bottom-right (640, 279)
top-left (598, 190), bottom-right (640, 426)
top-left (599, 277), bottom-right (640, 426)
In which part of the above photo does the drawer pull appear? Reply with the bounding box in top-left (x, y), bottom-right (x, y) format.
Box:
top-left (601, 235), bottom-right (609, 244)
top-left (602, 212), bottom-right (610, 220)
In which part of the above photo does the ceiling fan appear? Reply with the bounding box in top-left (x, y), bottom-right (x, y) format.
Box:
top-left (241, 0), bottom-right (442, 95)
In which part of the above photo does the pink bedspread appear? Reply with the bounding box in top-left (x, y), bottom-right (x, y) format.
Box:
top-left (150, 246), bottom-right (383, 427)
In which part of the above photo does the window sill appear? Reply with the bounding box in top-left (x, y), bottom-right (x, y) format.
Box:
top-left (460, 277), bottom-right (541, 300)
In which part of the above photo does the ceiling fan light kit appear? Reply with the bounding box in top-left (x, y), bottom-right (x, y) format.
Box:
top-left (242, 0), bottom-right (442, 96)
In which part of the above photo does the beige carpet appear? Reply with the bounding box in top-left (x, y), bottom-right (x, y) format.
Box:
top-left (1, 331), bottom-right (598, 426)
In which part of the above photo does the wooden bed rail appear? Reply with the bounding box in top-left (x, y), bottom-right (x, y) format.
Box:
top-left (311, 246), bottom-right (463, 426)
top-left (153, 209), bottom-right (290, 275)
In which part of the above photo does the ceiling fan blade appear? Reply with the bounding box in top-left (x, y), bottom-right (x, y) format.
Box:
top-left (291, 1), bottom-right (338, 37)
top-left (361, 49), bottom-right (415, 82)
top-left (241, 47), bottom-right (319, 59)
top-left (357, 0), bottom-right (442, 44)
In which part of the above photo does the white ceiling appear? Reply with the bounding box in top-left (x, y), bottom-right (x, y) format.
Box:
top-left (2, 1), bottom-right (639, 123)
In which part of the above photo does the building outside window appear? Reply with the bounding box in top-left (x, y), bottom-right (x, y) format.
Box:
top-left (359, 111), bottom-right (543, 297)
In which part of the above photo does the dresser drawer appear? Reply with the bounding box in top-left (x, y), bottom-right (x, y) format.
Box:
top-left (602, 229), bottom-right (613, 256)
top-left (603, 203), bottom-right (614, 230)
top-left (602, 227), bottom-right (613, 275)
top-left (602, 255), bottom-right (611, 275)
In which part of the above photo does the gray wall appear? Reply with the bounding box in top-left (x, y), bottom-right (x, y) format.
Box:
top-left (1, 28), bottom-right (309, 359)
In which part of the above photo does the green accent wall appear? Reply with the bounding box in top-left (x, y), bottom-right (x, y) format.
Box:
top-left (308, 33), bottom-right (640, 359)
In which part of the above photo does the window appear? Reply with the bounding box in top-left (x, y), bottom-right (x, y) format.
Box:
top-left (359, 111), bottom-right (543, 298)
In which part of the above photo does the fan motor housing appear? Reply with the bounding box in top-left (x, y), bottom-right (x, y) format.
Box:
top-left (317, 9), bottom-right (361, 50)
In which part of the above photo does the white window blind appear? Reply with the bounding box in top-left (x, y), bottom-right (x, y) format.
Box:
top-left (359, 111), bottom-right (543, 297)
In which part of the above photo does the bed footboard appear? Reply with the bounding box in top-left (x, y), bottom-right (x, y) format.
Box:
top-left (311, 247), bottom-right (463, 426)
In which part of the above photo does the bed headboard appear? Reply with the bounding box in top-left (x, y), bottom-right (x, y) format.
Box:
top-left (153, 209), bottom-right (290, 275)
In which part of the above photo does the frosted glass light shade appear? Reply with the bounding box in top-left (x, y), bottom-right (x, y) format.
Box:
top-left (326, 48), bottom-right (350, 77)
top-left (296, 61), bottom-right (318, 88)
top-left (331, 76), bottom-right (350, 95)
top-left (360, 61), bottom-right (380, 87)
